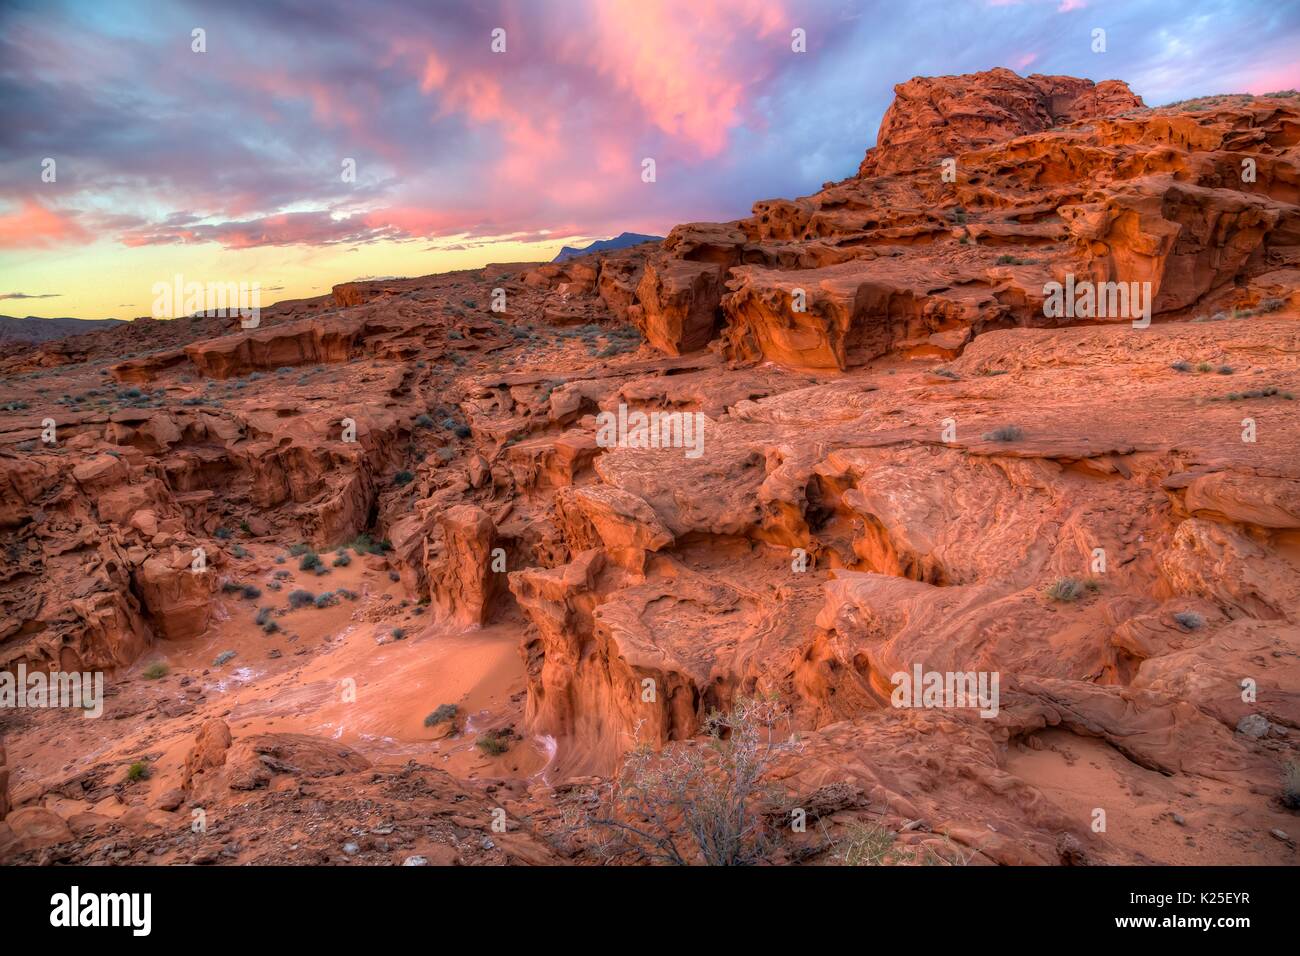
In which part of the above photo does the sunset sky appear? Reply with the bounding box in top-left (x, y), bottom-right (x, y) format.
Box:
top-left (2, 0), bottom-right (1298, 320)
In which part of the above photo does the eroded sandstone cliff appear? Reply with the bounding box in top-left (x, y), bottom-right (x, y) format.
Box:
top-left (1, 71), bottom-right (1297, 866)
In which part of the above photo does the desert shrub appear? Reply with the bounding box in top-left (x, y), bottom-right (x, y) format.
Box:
top-left (347, 533), bottom-right (390, 555)
top-left (332, 551), bottom-right (351, 567)
top-left (590, 696), bottom-right (800, 866)
top-left (1045, 577), bottom-right (1087, 602)
top-left (982, 425), bottom-right (1024, 442)
top-left (240, 584), bottom-right (261, 599)
top-left (126, 761), bottom-right (150, 782)
top-left (835, 823), bottom-right (975, 866)
top-left (299, 551), bottom-right (322, 571)
top-left (261, 620), bottom-right (280, 634)
top-left (142, 662), bottom-right (169, 680)
top-left (1257, 297), bottom-right (1284, 313)
top-left (1196, 362), bottom-right (1212, 372)
top-left (835, 822), bottom-right (906, 865)
top-left (288, 589), bottom-right (315, 609)
top-left (476, 730), bottom-right (511, 756)
top-left (391, 627), bottom-right (406, 640)
top-left (414, 414), bottom-right (434, 428)
top-left (424, 704), bottom-right (459, 728)
top-left (1171, 360), bottom-right (1192, 372)
top-left (213, 650), bottom-right (237, 666)
top-left (1225, 386), bottom-right (1291, 400)
top-left (394, 470), bottom-right (415, 487)
top-left (214, 527), bottom-right (231, 540)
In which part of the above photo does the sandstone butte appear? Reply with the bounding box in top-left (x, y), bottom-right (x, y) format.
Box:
top-left (0, 68), bottom-right (1297, 867)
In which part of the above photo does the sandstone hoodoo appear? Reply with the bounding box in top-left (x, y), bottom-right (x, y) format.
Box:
top-left (1, 67), bottom-right (1298, 875)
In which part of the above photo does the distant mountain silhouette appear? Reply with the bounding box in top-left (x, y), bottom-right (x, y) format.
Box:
top-left (0, 314), bottom-right (126, 344)
top-left (551, 232), bottom-right (662, 263)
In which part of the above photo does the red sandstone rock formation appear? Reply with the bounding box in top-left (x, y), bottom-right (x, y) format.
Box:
top-left (859, 68), bottom-right (1144, 175)
top-left (1, 72), bottom-right (1297, 867)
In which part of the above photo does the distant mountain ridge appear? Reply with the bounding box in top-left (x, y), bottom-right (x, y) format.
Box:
top-left (0, 314), bottom-right (126, 345)
top-left (551, 232), bottom-right (663, 263)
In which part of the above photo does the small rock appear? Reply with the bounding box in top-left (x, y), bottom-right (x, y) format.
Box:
top-left (343, 842), bottom-right (359, 855)
top-left (1270, 828), bottom-right (1290, 842)
top-left (1236, 714), bottom-right (1271, 738)
top-left (1172, 813), bottom-right (1186, 826)
top-left (190, 846), bottom-right (220, 865)
top-left (153, 788), bottom-right (185, 811)
top-left (402, 855), bottom-right (428, 866)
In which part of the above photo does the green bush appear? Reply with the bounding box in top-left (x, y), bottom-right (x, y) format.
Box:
top-left (424, 704), bottom-right (458, 727)
top-left (1044, 577), bottom-right (1098, 602)
top-left (476, 731), bottom-right (511, 756)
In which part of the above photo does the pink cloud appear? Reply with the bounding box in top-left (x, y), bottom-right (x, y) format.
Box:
top-left (582, 0), bottom-right (791, 157)
top-left (1241, 65), bottom-right (1300, 94)
top-left (0, 198), bottom-right (92, 248)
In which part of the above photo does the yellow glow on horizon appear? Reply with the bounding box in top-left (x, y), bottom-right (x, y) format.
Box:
top-left (0, 234), bottom-right (595, 321)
